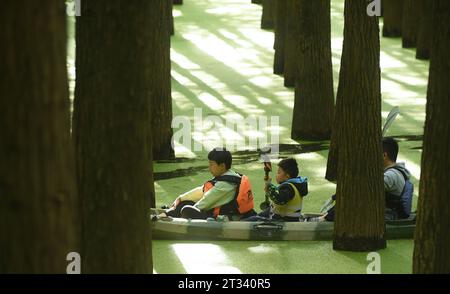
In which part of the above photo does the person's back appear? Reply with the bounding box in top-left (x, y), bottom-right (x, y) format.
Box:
top-left (383, 138), bottom-right (414, 220)
top-left (311, 138), bottom-right (414, 223)
top-left (384, 162), bottom-right (410, 197)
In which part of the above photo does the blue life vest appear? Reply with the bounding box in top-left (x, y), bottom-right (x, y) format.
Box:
top-left (386, 167), bottom-right (414, 219)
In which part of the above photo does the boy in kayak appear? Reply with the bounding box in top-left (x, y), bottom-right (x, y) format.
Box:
top-left (161, 147), bottom-right (254, 220)
top-left (246, 158), bottom-right (308, 221)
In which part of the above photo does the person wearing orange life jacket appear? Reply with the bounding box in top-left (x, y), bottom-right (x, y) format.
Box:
top-left (163, 147), bottom-right (256, 220)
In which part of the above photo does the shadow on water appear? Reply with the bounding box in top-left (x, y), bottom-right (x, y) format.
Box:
top-left (156, 157), bottom-right (198, 164)
top-left (391, 134), bottom-right (423, 142)
top-left (154, 142), bottom-right (329, 180)
top-left (392, 135), bottom-right (423, 151)
top-left (154, 166), bottom-right (209, 181)
top-left (155, 134), bottom-right (423, 180)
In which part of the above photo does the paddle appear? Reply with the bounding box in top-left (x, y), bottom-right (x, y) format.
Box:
top-left (259, 147), bottom-right (272, 210)
top-left (320, 196), bottom-right (335, 214)
top-left (382, 106), bottom-right (400, 137)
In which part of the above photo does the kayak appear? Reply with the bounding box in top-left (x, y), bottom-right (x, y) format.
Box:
top-left (150, 209), bottom-right (416, 241)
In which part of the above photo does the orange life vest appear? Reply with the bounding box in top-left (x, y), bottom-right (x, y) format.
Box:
top-left (203, 174), bottom-right (254, 218)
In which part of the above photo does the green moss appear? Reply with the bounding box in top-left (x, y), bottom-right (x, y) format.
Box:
top-left (153, 240), bottom-right (413, 274)
top-left (151, 0), bottom-right (427, 273)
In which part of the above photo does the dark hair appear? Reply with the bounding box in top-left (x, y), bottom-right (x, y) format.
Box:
top-left (382, 137), bottom-right (399, 162)
top-left (208, 147), bottom-right (232, 169)
top-left (278, 158), bottom-right (299, 178)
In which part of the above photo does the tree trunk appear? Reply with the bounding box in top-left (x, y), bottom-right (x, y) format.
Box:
top-left (252, 0), bottom-right (262, 4)
top-left (325, 120), bottom-right (339, 181)
top-left (325, 0), bottom-right (341, 181)
top-left (413, 0), bottom-right (450, 274)
top-left (168, 0), bottom-right (174, 36)
top-left (416, 0), bottom-right (432, 60)
top-left (173, 0), bottom-right (183, 5)
top-left (332, 0), bottom-right (386, 252)
top-left (261, 0), bottom-right (275, 30)
top-left (153, 0), bottom-right (175, 160)
top-left (383, 0), bottom-right (403, 37)
top-left (283, 0), bottom-right (300, 87)
top-left (273, 0), bottom-right (287, 75)
top-left (291, 0), bottom-right (334, 140)
top-left (0, 0), bottom-right (78, 273)
top-left (402, 0), bottom-right (420, 48)
top-left (74, 1), bottom-right (154, 273)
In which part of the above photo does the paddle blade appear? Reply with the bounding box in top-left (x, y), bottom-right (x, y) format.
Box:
top-left (382, 106), bottom-right (400, 136)
top-left (320, 197), bottom-right (335, 214)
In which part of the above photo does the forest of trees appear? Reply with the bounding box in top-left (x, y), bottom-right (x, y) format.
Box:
top-left (0, 0), bottom-right (449, 274)
top-left (262, 0), bottom-right (449, 265)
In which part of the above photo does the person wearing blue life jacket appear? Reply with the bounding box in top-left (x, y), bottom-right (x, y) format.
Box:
top-left (382, 137), bottom-right (414, 220)
top-left (310, 137), bottom-right (414, 222)
top-left (245, 158), bottom-right (308, 222)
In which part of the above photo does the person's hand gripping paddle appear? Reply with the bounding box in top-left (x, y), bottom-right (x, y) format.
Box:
top-left (259, 147), bottom-right (272, 210)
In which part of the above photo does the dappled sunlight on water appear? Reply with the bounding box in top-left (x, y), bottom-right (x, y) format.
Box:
top-left (65, 0), bottom-right (427, 274)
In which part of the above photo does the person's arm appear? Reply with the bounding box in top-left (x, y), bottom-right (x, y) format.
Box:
top-left (172, 186), bottom-right (204, 207)
top-left (384, 170), bottom-right (397, 192)
top-left (266, 183), bottom-right (295, 205)
top-left (195, 181), bottom-right (236, 211)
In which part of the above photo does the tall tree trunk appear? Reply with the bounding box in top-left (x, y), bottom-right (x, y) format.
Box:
top-left (261, 0), bottom-right (275, 30)
top-left (291, 0), bottom-right (334, 140)
top-left (382, 0), bottom-right (404, 37)
top-left (283, 0), bottom-right (300, 88)
top-left (173, 0), bottom-right (183, 5)
top-left (153, 0), bottom-right (175, 160)
top-left (74, 1), bottom-right (154, 273)
top-left (168, 0), bottom-right (174, 36)
top-left (273, 0), bottom-right (287, 74)
top-left (416, 0), bottom-right (432, 60)
top-left (402, 0), bottom-right (420, 48)
top-left (0, 0), bottom-right (78, 273)
top-left (325, 118), bottom-right (339, 181)
top-left (333, 0), bottom-right (386, 252)
top-left (413, 0), bottom-right (450, 274)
